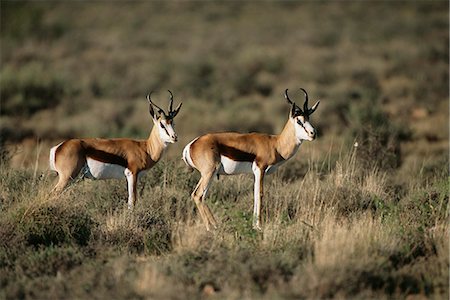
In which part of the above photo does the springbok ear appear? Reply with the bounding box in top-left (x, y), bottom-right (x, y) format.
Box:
top-left (147, 92), bottom-right (165, 122)
top-left (290, 103), bottom-right (297, 118)
top-left (148, 102), bottom-right (156, 119)
top-left (290, 103), bottom-right (302, 118)
top-left (170, 102), bottom-right (182, 118)
top-left (308, 101), bottom-right (320, 115)
top-left (150, 106), bottom-right (160, 124)
top-left (285, 88), bottom-right (304, 118)
top-left (147, 98), bottom-right (158, 122)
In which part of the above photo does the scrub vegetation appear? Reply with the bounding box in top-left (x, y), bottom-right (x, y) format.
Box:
top-left (1, 2), bottom-right (448, 299)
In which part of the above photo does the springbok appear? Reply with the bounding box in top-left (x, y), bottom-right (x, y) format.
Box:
top-left (49, 91), bottom-right (182, 209)
top-left (182, 88), bottom-right (320, 230)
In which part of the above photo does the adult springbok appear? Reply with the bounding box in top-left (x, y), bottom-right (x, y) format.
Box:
top-left (183, 88), bottom-right (319, 230)
top-left (49, 91), bottom-right (182, 209)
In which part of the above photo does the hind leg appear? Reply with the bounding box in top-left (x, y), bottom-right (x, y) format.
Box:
top-left (51, 162), bottom-right (84, 194)
top-left (200, 170), bottom-right (218, 228)
top-left (51, 141), bottom-right (86, 194)
top-left (191, 177), bottom-right (211, 230)
top-left (192, 167), bottom-right (219, 231)
top-left (51, 174), bottom-right (71, 193)
top-left (188, 141), bottom-right (221, 231)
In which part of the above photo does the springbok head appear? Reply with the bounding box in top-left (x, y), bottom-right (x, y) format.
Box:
top-left (147, 90), bottom-right (182, 144)
top-left (284, 88), bottom-right (320, 141)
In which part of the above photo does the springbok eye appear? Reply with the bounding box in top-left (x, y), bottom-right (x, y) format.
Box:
top-left (297, 118), bottom-right (306, 129)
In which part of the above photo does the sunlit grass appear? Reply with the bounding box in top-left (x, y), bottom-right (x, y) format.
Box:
top-left (0, 1), bottom-right (448, 299)
top-left (1, 147), bottom-right (448, 299)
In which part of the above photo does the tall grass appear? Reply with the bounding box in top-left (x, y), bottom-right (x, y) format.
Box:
top-left (0, 148), bottom-right (447, 299)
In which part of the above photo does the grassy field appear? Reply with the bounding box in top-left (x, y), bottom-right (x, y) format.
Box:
top-left (1, 2), bottom-right (448, 299)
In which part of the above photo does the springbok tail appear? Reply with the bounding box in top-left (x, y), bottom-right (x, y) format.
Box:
top-left (49, 142), bottom-right (64, 172)
top-left (182, 137), bottom-right (199, 172)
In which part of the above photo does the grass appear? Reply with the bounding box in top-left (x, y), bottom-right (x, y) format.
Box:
top-left (0, 1), bottom-right (448, 299)
top-left (0, 147), bottom-right (448, 299)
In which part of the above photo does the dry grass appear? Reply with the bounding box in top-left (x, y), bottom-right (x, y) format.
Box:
top-left (0, 1), bottom-right (448, 299)
top-left (1, 147), bottom-right (448, 299)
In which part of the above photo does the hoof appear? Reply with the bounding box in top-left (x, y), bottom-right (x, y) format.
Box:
top-left (252, 224), bottom-right (262, 231)
top-left (205, 225), bottom-right (216, 232)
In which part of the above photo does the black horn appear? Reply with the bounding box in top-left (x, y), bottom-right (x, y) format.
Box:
top-left (168, 90), bottom-right (174, 112)
top-left (284, 89), bottom-right (294, 105)
top-left (147, 92), bottom-right (166, 116)
top-left (285, 89), bottom-right (303, 116)
top-left (167, 90), bottom-right (182, 119)
top-left (300, 88), bottom-right (309, 113)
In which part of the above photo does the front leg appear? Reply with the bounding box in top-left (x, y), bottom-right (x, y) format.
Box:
top-left (252, 162), bottom-right (265, 230)
top-left (125, 168), bottom-right (138, 209)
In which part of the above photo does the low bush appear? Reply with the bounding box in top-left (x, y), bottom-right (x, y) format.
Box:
top-left (14, 245), bottom-right (84, 277)
top-left (347, 98), bottom-right (407, 170)
top-left (17, 202), bottom-right (94, 247)
top-left (1, 63), bottom-right (67, 117)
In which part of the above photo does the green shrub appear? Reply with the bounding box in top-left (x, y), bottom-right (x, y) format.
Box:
top-left (18, 203), bottom-right (94, 247)
top-left (0, 216), bottom-right (26, 269)
top-left (400, 178), bottom-right (449, 232)
top-left (1, 2), bottom-right (68, 41)
top-left (15, 245), bottom-right (84, 277)
top-left (231, 50), bottom-right (284, 96)
top-left (347, 98), bottom-right (407, 170)
top-left (97, 220), bottom-right (146, 253)
top-left (1, 63), bottom-right (67, 117)
top-left (138, 209), bottom-right (173, 255)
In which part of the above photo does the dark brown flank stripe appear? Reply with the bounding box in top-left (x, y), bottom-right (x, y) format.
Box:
top-left (84, 147), bottom-right (128, 168)
top-left (217, 143), bottom-right (256, 162)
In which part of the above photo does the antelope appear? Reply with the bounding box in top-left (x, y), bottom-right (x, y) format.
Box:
top-left (49, 91), bottom-right (182, 209)
top-left (182, 88), bottom-right (319, 231)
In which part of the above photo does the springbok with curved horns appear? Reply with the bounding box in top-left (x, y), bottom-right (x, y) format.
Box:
top-left (49, 91), bottom-right (182, 208)
top-left (183, 88), bottom-right (320, 230)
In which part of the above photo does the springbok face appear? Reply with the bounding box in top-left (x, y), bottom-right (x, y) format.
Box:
top-left (147, 90), bottom-right (182, 144)
top-left (157, 117), bottom-right (178, 144)
top-left (285, 88), bottom-right (320, 142)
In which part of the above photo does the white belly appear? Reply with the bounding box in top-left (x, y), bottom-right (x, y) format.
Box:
top-left (218, 156), bottom-right (253, 175)
top-left (217, 156), bottom-right (286, 176)
top-left (86, 158), bottom-right (126, 179)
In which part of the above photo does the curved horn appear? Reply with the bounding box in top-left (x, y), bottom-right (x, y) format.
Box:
top-left (300, 88), bottom-right (309, 113)
top-left (308, 100), bottom-right (320, 115)
top-left (147, 92), bottom-right (155, 118)
top-left (285, 88), bottom-right (303, 117)
top-left (284, 89), bottom-right (294, 105)
top-left (146, 92), bottom-right (165, 115)
top-left (168, 90), bottom-right (174, 112)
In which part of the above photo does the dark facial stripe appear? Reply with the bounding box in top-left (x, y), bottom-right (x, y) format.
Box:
top-left (160, 122), bottom-right (170, 136)
top-left (297, 119), bottom-right (306, 130)
top-left (218, 143), bottom-right (256, 162)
